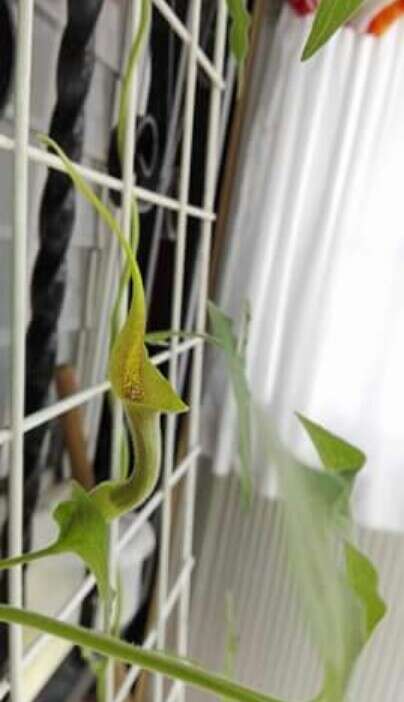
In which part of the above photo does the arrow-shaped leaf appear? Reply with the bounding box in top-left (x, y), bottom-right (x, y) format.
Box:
top-left (0, 484), bottom-right (109, 603)
top-left (296, 413), bottom-right (365, 475)
top-left (226, 0), bottom-right (251, 92)
top-left (302, 0), bottom-right (365, 60)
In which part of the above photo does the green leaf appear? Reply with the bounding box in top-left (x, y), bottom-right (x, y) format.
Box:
top-left (345, 543), bottom-right (386, 639)
top-left (145, 329), bottom-right (221, 349)
top-left (260, 414), bottom-right (386, 701)
top-left (52, 484), bottom-right (110, 602)
top-left (276, 457), bottom-right (361, 699)
top-left (296, 413), bottom-right (366, 475)
top-left (295, 415), bottom-right (386, 659)
top-left (146, 302), bottom-right (254, 509)
top-left (302, 0), bottom-right (365, 60)
top-left (296, 413), bottom-right (366, 535)
top-left (226, 0), bottom-right (251, 93)
top-left (207, 301), bottom-right (253, 508)
top-left (0, 605), bottom-right (287, 702)
top-left (0, 484), bottom-right (109, 603)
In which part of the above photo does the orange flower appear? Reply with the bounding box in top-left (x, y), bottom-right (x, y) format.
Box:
top-left (368, 0), bottom-right (404, 35)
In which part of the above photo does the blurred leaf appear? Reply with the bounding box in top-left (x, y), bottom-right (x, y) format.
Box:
top-left (296, 413), bottom-right (366, 475)
top-left (297, 413), bottom-right (365, 535)
top-left (146, 301), bottom-right (254, 508)
top-left (277, 457), bottom-right (361, 700)
top-left (208, 301), bottom-right (253, 508)
top-left (345, 542), bottom-right (386, 639)
top-left (297, 414), bottom-right (386, 696)
top-left (226, 0), bottom-right (251, 92)
top-left (261, 413), bottom-right (386, 702)
top-left (145, 329), bottom-right (220, 348)
top-left (302, 0), bottom-right (364, 60)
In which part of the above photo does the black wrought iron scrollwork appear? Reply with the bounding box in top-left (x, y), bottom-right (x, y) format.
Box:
top-left (0, 0), bottom-right (14, 113)
top-left (0, 4), bottom-right (105, 663)
top-left (107, 113), bottom-right (160, 210)
top-left (23, 0), bottom-right (105, 518)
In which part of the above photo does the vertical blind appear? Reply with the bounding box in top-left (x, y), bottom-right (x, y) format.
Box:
top-left (204, 4), bottom-right (404, 532)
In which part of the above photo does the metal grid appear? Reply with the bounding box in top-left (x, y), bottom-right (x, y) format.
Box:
top-left (2, 1), bottom-right (229, 701)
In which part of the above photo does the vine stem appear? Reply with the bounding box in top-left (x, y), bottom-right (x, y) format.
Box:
top-left (0, 545), bottom-right (59, 571)
top-left (0, 606), bottom-right (284, 702)
top-left (117, 0), bottom-right (151, 159)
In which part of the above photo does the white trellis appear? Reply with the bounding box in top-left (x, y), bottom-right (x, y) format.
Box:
top-left (1, 1), bottom-right (229, 701)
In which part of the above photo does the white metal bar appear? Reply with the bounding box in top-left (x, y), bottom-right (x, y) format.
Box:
top-left (76, 247), bottom-right (99, 381)
top-left (151, 337), bottom-right (201, 363)
top-left (0, 547), bottom-right (196, 702)
top-left (152, 0), bottom-right (225, 89)
top-left (105, 1), bottom-right (143, 698)
top-left (0, 136), bottom-right (215, 222)
top-left (177, 3), bottom-right (228, 695)
top-left (0, 382), bottom-right (110, 447)
top-left (83, 204), bottom-right (119, 457)
top-left (145, 1), bottom-right (192, 302)
top-left (114, 558), bottom-right (194, 702)
top-left (166, 680), bottom-right (183, 702)
top-left (15, 2), bottom-right (226, 106)
top-left (155, 1), bottom-right (203, 701)
top-left (22, 577), bottom-right (96, 671)
top-left (178, 27), bottom-right (235, 393)
top-left (146, 0), bottom-right (228, 304)
top-left (9, 2), bottom-right (34, 701)
top-left (162, 556), bottom-right (194, 619)
top-left (168, 445), bottom-right (201, 488)
top-left (0, 340), bottom-right (201, 448)
top-left (20, 451), bottom-right (198, 689)
top-left (0, 1), bottom-right (228, 698)
top-left (25, 381), bottom-right (111, 435)
top-left (114, 629), bottom-right (157, 702)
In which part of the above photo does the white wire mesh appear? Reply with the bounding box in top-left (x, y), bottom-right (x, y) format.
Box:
top-left (0, 1), bottom-right (229, 701)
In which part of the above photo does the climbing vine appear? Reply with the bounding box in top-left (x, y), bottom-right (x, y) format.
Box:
top-left (0, 2), bottom-right (389, 702)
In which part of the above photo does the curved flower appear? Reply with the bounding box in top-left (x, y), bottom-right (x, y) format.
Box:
top-left (42, 135), bottom-right (188, 522)
top-left (90, 262), bottom-right (187, 520)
